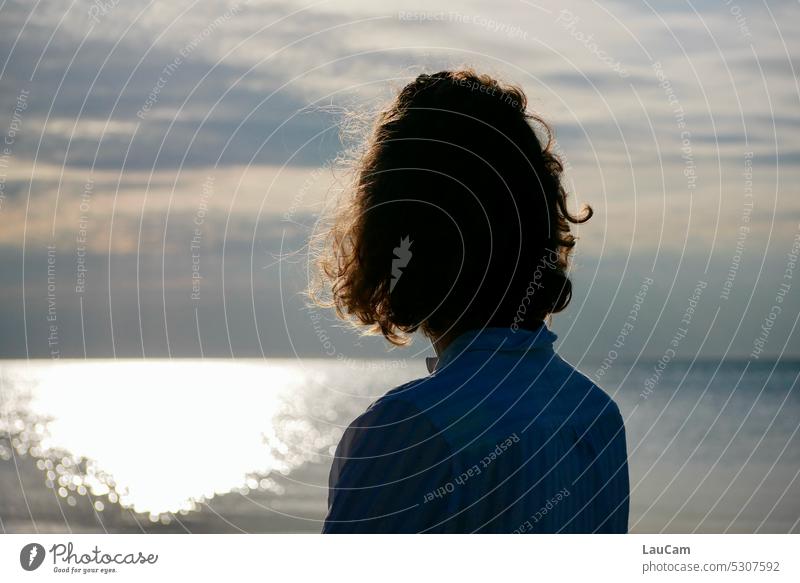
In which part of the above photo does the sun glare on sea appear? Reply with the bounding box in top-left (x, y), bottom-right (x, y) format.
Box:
top-left (15, 360), bottom-right (305, 517)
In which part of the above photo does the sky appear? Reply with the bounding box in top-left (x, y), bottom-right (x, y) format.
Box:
top-left (0, 0), bottom-right (798, 361)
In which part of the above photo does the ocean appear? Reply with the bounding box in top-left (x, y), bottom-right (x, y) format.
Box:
top-left (0, 358), bottom-right (798, 533)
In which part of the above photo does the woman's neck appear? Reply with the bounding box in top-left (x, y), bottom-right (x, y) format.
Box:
top-left (431, 319), bottom-right (548, 356)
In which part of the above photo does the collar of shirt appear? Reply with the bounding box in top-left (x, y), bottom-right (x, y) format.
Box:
top-left (428, 323), bottom-right (558, 373)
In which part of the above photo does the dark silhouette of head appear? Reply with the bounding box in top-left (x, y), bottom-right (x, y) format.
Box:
top-left (314, 69), bottom-right (592, 345)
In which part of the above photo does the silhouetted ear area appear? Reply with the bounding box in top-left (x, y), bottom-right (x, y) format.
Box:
top-left (373, 190), bottom-right (460, 330)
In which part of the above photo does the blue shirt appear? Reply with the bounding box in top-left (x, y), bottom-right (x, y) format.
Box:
top-left (323, 324), bottom-right (629, 533)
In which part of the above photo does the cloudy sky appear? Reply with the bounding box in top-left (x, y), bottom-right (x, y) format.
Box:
top-left (0, 0), bottom-right (798, 361)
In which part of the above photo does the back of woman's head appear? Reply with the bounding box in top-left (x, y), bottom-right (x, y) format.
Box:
top-left (315, 69), bottom-right (592, 345)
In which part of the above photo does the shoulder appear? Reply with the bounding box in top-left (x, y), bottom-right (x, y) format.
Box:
top-left (324, 378), bottom-right (458, 533)
top-left (544, 353), bottom-right (624, 423)
top-left (327, 377), bottom-right (455, 510)
top-left (335, 376), bottom-right (450, 460)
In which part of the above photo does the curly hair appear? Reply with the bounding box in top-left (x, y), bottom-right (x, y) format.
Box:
top-left (312, 69), bottom-right (592, 345)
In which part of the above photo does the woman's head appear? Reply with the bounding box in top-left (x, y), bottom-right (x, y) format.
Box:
top-left (314, 69), bottom-right (591, 345)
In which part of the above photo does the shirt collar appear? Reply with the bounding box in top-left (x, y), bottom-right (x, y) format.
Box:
top-left (429, 323), bottom-right (557, 373)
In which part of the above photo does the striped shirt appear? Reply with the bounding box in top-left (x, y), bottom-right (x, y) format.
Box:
top-left (323, 324), bottom-right (630, 533)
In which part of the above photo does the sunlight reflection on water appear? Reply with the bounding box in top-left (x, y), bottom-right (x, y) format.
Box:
top-left (0, 359), bottom-right (422, 519)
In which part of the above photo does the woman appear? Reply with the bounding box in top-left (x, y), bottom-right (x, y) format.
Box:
top-left (314, 70), bottom-right (629, 533)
